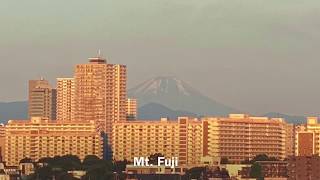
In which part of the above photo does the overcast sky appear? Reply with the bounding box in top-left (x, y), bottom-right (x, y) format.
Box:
top-left (1, 0), bottom-right (320, 116)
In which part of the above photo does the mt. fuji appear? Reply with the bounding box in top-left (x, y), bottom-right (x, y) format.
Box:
top-left (128, 76), bottom-right (237, 117)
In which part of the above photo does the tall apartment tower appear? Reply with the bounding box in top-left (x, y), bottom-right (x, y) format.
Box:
top-left (28, 78), bottom-right (56, 120)
top-left (74, 54), bottom-right (127, 140)
top-left (56, 78), bottom-right (75, 121)
top-left (126, 98), bottom-right (138, 120)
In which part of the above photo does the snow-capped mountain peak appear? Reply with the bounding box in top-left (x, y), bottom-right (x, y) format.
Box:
top-left (131, 76), bottom-right (194, 96)
top-left (129, 76), bottom-right (237, 116)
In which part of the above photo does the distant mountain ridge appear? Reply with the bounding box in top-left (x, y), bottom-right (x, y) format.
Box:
top-left (263, 112), bottom-right (306, 124)
top-left (129, 76), bottom-right (237, 116)
top-left (0, 101), bottom-right (307, 124)
top-left (0, 77), bottom-right (307, 125)
top-left (138, 102), bottom-right (197, 120)
top-left (0, 101), bottom-right (28, 124)
top-left (137, 103), bottom-right (306, 124)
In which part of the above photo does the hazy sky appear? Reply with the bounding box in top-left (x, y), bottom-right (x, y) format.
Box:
top-left (1, 0), bottom-right (320, 116)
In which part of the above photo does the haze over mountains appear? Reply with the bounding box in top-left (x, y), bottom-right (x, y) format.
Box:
top-left (128, 76), bottom-right (237, 117)
top-left (0, 76), bottom-right (307, 124)
top-left (0, 101), bottom-right (27, 124)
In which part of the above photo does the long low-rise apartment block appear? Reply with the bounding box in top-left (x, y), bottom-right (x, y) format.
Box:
top-left (113, 114), bottom-right (293, 167)
top-left (4, 117), bottom-right (103, 166)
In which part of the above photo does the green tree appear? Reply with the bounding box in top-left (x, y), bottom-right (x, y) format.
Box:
top-left (83, 158), bottom-right (114, 180)
top-left (251, 154), bottom-right (279, 163)
top-left (186, 167), bottom-right (206, 179)
top-left (250, 162), bottom-right (264, 180)
top-left (51, 155), bottom-right (81, 171)
top-left (28, 155), bottom-right (116, 180)
top-left (83, 155), bottom-right (101, 168)
top-left (251, 154), bottom-right (269, 162)
top-left (113, 160), bottom-right (129, 173)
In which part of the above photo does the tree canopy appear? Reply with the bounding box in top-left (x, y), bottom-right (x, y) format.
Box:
top-left (26, 155), bottom-right (129, 180)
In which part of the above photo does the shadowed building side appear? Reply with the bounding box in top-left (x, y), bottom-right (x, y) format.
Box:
top-left (28, 78), bottom-right (56, 120)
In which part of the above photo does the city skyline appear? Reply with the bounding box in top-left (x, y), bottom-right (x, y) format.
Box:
top-left (0, 52), bottom-right (318, 179)
top-left (1, 0), bottom-right (320, 116)
top-left (1, 1), bottom-right (320, 179)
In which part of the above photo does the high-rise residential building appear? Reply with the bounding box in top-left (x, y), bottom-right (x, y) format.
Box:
top-left (4, 117), bottom-right (103, 166)
top-left (126, 98), bottom-right (138, 120)
top-left (285, 123), bottom-right (295, 157)
top-left (28, 78), bottom-right (56, 120)
top-left (295, 117), bottom-right (320, 156)
top-left (113, 114), bottom-right (291, 167)
top-left (0, 124), bottom-right (5, 162)
top-left (56, 78), bottom-right (75, 121)
top-left (74, 54), bottom-right (127, 140)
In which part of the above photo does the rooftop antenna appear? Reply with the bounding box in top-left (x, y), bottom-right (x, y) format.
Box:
top-left (98, 49), bottom-right (101, 58)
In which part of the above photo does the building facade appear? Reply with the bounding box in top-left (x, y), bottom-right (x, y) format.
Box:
top-left (28, 78), bottom-right (56, 120)
top-left (239, 161), bottom-right (288, 179)
top-left (4, 117), bottom-right (103, 166)
top-left (203, 114), bottom-right (289, 163)
top-left (285, 123), bottom-right (295, 157)
top-left (74, 55), bottom-right (127, 140)
top-left (113, 118), bottom-right (181, 165)
top-left (295, 117), bottom-right (320, 156)
top-left (56, 78), bottom-right (75, 121)
top-left (113, 114), bottom-right (292, 167)
top-left (112, 117), bottom-right (203, 166)
top-left (126, 98), bottom-right (138, 120)
top-left (288, 156), bottom-right (320, 180)
top-left (0, 124), bottom-right (4, 162)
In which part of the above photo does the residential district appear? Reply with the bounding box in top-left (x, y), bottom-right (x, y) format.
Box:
top-left (0, 54), bottom-right (319, 180)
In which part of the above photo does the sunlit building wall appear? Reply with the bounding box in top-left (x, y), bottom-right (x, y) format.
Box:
top-left (113, 114), bottom-right (291, 166)
top-left (0, 124), bottom-right (5, 161)
top-left (126, 98), bottom-right (138, 120)
top-left (4, 117), bottom-right (103, 166)
top-left (56, 78), bottom-right (75, 121)
top-left (295, 117), bottom-right (320, 156)
top-left (74, 55), bottom-right (127, 141)
top-left (203, 114), bottom-right (288, 163)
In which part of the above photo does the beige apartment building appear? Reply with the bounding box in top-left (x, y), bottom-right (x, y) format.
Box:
top-left (56, 78), bottom-right (75, 121)
top-left (113, 114), bottom-right (292, 167)
top-left (126, 98), bottom-right (138, 120)
top-left (0, 124), bottom-right (4, 161)
top-left (112, 117), bottom-right (202, 166)
top-left (28, 78), bottom-right (56, 120)
top-left (74, 55), bottom-right (127, 140)
top-left (4, 117), bottom-right (103, 166)
top-left (202, 114), bottom-right (289, 162)
top-left (285, 123), bottom-right (295, 157)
